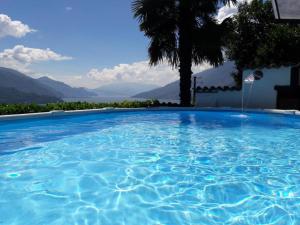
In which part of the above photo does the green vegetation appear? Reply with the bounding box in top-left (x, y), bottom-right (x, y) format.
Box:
top-left (225, 0), bottom-right (300, 81)
top-left (0, 100), bottom-right (175, 115)
top-left (132, 0), bottom-right (237, 106)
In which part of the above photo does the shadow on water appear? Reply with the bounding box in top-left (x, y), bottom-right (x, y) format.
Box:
top-left (177, 113), bottom-right (193, 156)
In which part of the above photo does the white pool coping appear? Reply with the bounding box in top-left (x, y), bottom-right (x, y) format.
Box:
top-left (0, 107), bottom-right (299, 122)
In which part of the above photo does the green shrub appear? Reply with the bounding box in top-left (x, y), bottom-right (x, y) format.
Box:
top-left (0, 100), bottom-right (170, 115)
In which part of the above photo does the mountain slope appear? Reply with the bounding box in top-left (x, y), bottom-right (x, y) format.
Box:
top-left (37, 76), bottom-right (97, 98)
top-left (0, 67), bottom-right (61, 103)
top-left (134, 81), bottom-right (180, 100)
top-left (93, 82), bottom-right (160, 97)
top-left (0, 88), bottom-right (60, 104)
top-left (134, 62), bottom-right (236, 100)
top-left (0, 67), bottom-right (60, 97)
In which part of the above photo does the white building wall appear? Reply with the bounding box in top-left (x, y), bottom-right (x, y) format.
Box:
top-left (196, 91), bottom-right (241, 108)
top-left (196, 67), bottom-right (291, 109)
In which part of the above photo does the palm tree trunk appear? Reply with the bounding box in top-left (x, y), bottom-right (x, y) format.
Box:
top-left (178, 0), bottom-right (193, 107)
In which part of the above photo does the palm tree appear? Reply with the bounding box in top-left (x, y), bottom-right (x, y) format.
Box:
top-left (132, 0), bottom-right (236, 106)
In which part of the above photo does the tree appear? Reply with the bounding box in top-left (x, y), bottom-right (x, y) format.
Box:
top-left (132, 0), bottom-right (237, 106)
top-left (225, 0), bottom-right (300, 81)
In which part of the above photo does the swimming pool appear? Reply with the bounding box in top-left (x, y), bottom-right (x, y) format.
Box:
top-left (0, 110), bottom-right (300, 224)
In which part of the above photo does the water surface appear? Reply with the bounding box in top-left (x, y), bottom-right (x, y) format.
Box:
top-left (0, 111), bottom-right (299, 224)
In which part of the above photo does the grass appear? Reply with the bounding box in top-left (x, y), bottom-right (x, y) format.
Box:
top-left (0, 100), bottom-right (180, 115)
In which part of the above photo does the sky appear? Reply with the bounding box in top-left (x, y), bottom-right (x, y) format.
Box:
top-left (0, 0), bottom-right (244, 88)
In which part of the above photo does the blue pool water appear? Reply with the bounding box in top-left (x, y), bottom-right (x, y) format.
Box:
top-left (1, 110), bottom-right (300, 224)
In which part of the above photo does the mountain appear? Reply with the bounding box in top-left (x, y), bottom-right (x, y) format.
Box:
top-left (93, 82), bottom-right (160, 97)
top-left (37, 76), bottom-right (97, 98)
top-left (0, 87), bottom-right (60, 104)
top-left (194, 61), bottom-right (236, 88)
top-left (0, 67), bottom-right (60, 97)
top-left (134, 81), bottom-right (180, 100)
top-left (134, 62), bottom-right (236, 100)
top-left (0, 67), bottom-right (61, 104)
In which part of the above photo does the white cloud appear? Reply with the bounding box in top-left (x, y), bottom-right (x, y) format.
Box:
top-left (216, 0), bottom-right (253, 23)
top-left (86, 60), bottom-right (211, 87)
top-left (0, 45), bottom-right (72, 63)
top-left (21, 61), bottom-right (213, 89)
top-left (217, 5), bottom-right (238, 22)
top-left (74, 75), bottom-right (83, 80)
top-left (0, 14), bottom-right (35, 39)
top-left (0, 45), bottom-right (72, 72)
top-left (65, 6), bottom-right (73, 11)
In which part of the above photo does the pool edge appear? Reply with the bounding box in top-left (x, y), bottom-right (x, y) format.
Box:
top-left (0, 107), bottom-right (299, 122)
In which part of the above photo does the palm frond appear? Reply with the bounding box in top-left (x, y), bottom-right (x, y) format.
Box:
top-left (192, 17), bottom-right (224, 66)
top-left (148, 34), bottom-right (178, 66)
top-left (132, 0), bottom-right (178, 66)
top-left (132, 0), bottom-right (235, 67)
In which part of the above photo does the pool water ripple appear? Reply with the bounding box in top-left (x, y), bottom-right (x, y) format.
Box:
top-left (1, 111), bottom-right (300, 224)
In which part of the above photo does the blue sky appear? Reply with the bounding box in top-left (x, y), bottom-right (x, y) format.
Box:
top-left (0, 0), bottom-right (239, 88)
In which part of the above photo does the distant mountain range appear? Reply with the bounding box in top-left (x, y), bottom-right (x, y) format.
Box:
top-left (0, 67), bottom-right (61, 104)
top-left (134, 81), bottom-right (180, 100)
top-left (0, 67), bottom-right (161, 104)
top-left (92, 82), bottom-right (160, 97)
top-left (0, 87), bottom-right (60, 104)
top-left (0, 67), bottom-right (97, 104)
top-left (0, 62), bottom-right (235, 104)
top-left (134, 62), bottom-right (236, 100)
top-left (37, 76), bottom-right (97, 98)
